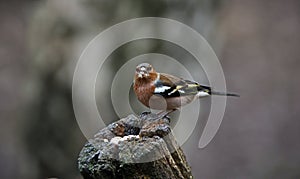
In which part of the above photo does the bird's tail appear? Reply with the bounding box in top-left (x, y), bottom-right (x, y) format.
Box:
top-left (210, 90), bottom-right (240, 97)
top-left (197, 85), bottom-right (240, 97)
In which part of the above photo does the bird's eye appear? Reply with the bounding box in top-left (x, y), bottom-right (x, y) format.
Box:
top-left (147, 66), bottom-right (152, 71)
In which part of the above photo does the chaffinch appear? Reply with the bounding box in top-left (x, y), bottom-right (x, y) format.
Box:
top-left (133, 63), bottom-right (239, 113)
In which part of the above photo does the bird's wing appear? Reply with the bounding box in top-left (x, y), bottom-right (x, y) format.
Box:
top-left (153, 73), bottom-right (211, 98)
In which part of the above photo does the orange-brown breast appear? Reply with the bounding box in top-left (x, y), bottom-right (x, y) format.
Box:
top-left (133, 73), bottom-right (157, 108)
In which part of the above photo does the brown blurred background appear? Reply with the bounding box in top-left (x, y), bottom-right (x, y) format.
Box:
top-left (1, 0), bottom-right (300, 178)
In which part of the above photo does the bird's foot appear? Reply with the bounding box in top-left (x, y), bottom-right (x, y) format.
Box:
top-left (139, 110), bottom-right (176, 138)
top-left (139, 109), bottom-right (176, 122)
top-left (140, 111), bottom-right (152, 117)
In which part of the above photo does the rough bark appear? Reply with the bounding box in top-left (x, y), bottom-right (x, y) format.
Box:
top-left (78, 112), bottom-right (193, 179)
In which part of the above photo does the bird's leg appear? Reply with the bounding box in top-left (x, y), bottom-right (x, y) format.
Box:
top-left (156, 109), bottom-right (177, 120)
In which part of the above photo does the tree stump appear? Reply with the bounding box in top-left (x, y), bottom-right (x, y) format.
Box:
top-left (78, 112), bottom-right (193, 179)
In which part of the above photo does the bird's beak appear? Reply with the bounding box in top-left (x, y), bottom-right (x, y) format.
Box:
top-left (137, 71), bottom-right (149, 78)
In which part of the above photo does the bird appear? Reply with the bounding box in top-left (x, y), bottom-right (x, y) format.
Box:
top-left (133, 63), bottom-right (239, 116)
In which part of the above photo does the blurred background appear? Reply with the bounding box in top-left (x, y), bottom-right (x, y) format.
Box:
top-left (1, 0), bottom-right (300, 178)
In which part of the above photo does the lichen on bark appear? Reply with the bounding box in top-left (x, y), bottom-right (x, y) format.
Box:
top-left (78, 113), bottom-right (193, 179)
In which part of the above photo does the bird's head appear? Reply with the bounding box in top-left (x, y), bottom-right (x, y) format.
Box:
top-left (135, 63), bottom-right (156, 79)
